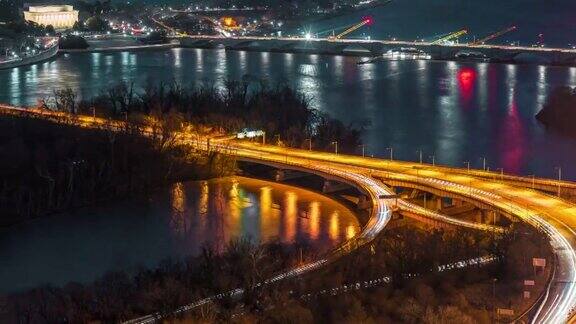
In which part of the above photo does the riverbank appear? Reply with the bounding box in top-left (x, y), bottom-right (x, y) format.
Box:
top-left (0, 113), bottom-right (233, 228)
top-left (0, 43), bottom-right (58, 70)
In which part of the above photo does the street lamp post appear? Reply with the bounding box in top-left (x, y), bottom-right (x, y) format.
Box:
top-left (386, 147), bottom-right (394, 161)
top-left (429, 155), bottom-right (435, 166)
top-left (416, 149), bottom-right (423, 164)
top-left (555, 166), bottom-right (562, 197)
top-left (496, 168), bottom-right (504, 181)
top-left (480, 157), bottom-right (486, 171)
top-left (305, 138), bottom-right (312, 151)
top-left (331, 141), bottom-right (338, 155)
top-left (262, 131), bottom-right (266, 145)
top-left (359, 144), bottom-right (366, 157)
top-left (464, 161), bottom-right (470, 172)
top-left (528, 174), bottom-right (535, 189)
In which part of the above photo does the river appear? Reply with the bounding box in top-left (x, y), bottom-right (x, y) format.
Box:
top-left (1, 48), bottom-right (576, 178)
top-left (0, 177), bottom-right (359, 293)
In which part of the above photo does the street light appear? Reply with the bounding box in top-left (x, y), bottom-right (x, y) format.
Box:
top-left (555, 166), bottom-right (562, 197)
top-left (528, 174), bottom-right (535, 189)
top-left (416, 149), bottom-right (423, 164)
top-left (386, 147), bottom-right (394, 161)
top-left (480, 157), bottom-right (486, 171)
top-left (359, 144), bottom-right (366, 157)
top-left (429, 155), bottom-right (435, 166)
top-left (496, 168), bottom-right (504, 181)
top-left (463, 161), bottom-right (470, 172)
top-left (262, 131), bottom-right (266, 145)
top-left (331, 141), bottom-right (338, 155)
top-left (304, 138), bottom-right (312, 151)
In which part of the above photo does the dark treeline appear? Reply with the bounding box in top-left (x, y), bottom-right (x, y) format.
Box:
top-left (49, 80), bottom-right (365, 154)
top-left (0, 115), bottom-right (234, 226)
top-left (536, 86), bottom-right (576, 136)
top-left (2, 239), bottom-right (309, 323)
top-left (1, 222), bottom-right (552, 323)
top-left (225, 223), bottom-right (551, 323)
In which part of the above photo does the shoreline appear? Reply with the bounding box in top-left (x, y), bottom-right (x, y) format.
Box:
top-left (0, 44), bottom-right (59, 70)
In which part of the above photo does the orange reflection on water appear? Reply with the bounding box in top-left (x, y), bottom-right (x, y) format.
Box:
top-left (170, 182), bottom-right (187, 235)
top-left (228, 180), bottom-right (242, 238)
top-left (284, 191), bottom-right (297, 242)
top-left (260, 186), bottom-right (280, 240)
top-left (198, 181), bottom-right (209, 217)
top-left (171, 182), bottom-right (186, 213)
top-left (309, 201), bottom-right (320, 240)
top-left (346, 225), bottom-right (357, 240)
top-left (329, 211), bottom-right (340, 242)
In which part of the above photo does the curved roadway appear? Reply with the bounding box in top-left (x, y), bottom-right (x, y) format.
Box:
top-left (221, 140), bottom-right (576, 323)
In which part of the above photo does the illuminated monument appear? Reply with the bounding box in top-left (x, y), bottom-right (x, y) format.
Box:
top-left (23, 5), bottom-right (78, 29)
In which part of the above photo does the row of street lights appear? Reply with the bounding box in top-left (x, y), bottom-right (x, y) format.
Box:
top-left (264, 134), bottom-right (565, 197)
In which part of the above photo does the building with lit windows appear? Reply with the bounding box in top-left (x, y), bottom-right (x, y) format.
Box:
top-left (23, 5), bottom-right (78, 29)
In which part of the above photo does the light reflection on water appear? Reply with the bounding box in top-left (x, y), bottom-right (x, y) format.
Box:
top-left (2, 49), bottom-right (576, 178)
top-left (166, 177), bottom-right (357, 252)
top-left (0, 176), bottom-right (358, 292)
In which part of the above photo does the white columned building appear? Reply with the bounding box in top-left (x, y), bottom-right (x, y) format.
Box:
top-left (23, 5), bottom-right (79, 30)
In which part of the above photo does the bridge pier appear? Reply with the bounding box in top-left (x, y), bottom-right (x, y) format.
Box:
top-left (357, 194), bottom-right (371, 210)
top-left (482, 209), bottom-right (501, 225)
top-left (274, 169), bottom-right (312, 182)
top-left (322, 180), bottom-right (350, 194)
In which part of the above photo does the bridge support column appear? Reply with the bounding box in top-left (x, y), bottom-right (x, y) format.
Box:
top-left (482, 210), bottom-right (500, 225)
top-left (322, 180), bottom-right (349, 194)
top-left (357, 194), bottom-right (371, 210)
top-left (275, 169), bottom-right (310, 181)
top-left (474, 209), bottom-right (484, 223)
top-left (434, 197), bottom-right (445, 211)
top-left (452, 199), bottom-right (464, 207)
top-left (275, 170), bottom-right (286, 182)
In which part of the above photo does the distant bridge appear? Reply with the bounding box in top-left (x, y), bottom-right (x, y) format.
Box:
top-left (178, 35), bottom-right (576, 65)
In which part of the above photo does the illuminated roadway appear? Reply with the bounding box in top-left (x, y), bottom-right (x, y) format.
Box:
top-left (224, 141), bottom-right (576, 323)
top-left (0, 105), bottom-right (574, 323)
top-left (179, 34), bottom-right (576, 55)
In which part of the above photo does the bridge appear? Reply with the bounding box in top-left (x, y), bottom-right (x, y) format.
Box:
top-left (215, 137), bottom-right (576, 324)
top-left (1, 104), bottom-right (575, 323)
top-left (148, 12), bottom-right (576, 65)
top-left (177, 35), bottom-right (576, 65)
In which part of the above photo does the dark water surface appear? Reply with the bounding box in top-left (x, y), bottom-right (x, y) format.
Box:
top-left (0, 177), bottom-right (359, 292)
top-left (1, 48), bottom-right (576, 178)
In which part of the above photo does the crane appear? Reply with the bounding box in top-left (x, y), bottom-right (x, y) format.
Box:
top-left (472, 26), bottom-right (517, 45)
top-left (431, 29), bottom-right (468, 45)
top-left (328, 17), bottom-right (373, 40)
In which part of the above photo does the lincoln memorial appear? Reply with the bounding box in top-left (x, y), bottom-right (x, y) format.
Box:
top-left (23, 5), bottom-right (79, 30)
